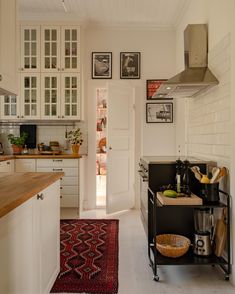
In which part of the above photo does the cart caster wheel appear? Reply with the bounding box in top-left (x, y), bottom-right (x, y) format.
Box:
top-left (225, 276), bottom-right (229, 281)
top-left (153, 275), bottom-right (159, 282)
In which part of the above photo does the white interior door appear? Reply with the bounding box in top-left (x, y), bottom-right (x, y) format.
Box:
top-left (106, 82), bottom-right (135, 214)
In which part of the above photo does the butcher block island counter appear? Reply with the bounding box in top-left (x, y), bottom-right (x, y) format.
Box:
top-left (0, 172), bottom-right (64, 294)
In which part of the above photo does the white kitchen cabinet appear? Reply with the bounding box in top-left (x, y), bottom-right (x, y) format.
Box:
top-left (0, 0), bottom-right (17, 94)
top-left (15, 158), bottom-right (36, 172)
top-left (0, 180), bottom-right (60, 294)
top-left (20, 26), bottom-right (40, 72)
top-left (20, 73), bottom-right (41, 119)
top-left (36, 158), bottom-right (79, 208)
top-left (0, 160), bottom-right (14, 173)
top-left (41, 26), bottom-right (60, 72)
top-left (34, 180), bottom-right (60, 294)
top-left (61, 73), bottom-right (80, 119)
top-left (0, 95), bottom-right (20, 119)
top-left (61, 26), bottom-right (80, 72)
top-left (41, 73), bottom-right (61, 119)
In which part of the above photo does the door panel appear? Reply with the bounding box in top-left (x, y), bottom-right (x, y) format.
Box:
top-left (106, 82), bottom-right (134, 214)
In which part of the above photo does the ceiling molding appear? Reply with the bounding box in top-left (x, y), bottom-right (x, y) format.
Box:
top-left (173, 0), bottom-right (192, 28)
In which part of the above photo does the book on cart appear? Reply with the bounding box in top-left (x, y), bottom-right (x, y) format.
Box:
top-left (156, 192), bottom-right (203, 205)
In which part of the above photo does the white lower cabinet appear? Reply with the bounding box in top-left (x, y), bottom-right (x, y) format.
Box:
top-left (0, 160), bottom-right (14, 172)
top-left (15, 158), bottom-right (36, 172)
top-left (0, 180), bottom-right (60, 294)
top-left (36, 158), bottom-right (79, 208)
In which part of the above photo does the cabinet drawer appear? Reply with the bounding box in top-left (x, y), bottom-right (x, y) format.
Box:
top-left (61, 185), bottom-right (79, 195)
top-left (37, 159), bottom-right (79, 168)
top-left (60, 195), bottom-right (79, 207)
top-left (15, 159), bottom-right (36, 172)
top-left (61, 176), bottom-right (78, 186)
top-left (0, 160), bottom-right (13, 173)
top-left (37, 167), bottom-right (78, 177)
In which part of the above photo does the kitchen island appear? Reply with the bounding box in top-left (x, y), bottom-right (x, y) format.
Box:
top-left (0, 172), bottom-right (64, 294)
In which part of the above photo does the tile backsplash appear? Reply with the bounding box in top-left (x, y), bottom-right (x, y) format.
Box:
top-left (0, 122), bottom-right (87, 155)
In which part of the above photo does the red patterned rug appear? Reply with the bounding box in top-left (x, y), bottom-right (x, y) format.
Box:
top-left (50, 219), bottom-right (119, 293)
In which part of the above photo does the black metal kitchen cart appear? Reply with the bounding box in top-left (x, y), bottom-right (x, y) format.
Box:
top-left (148, 188), bottom-right (231, 281)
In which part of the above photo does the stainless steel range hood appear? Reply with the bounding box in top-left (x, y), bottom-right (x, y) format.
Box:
top-left (157, 24), bottom-right (219, 99)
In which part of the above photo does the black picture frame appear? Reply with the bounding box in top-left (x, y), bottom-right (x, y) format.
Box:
top-left (92, 52), bottom-right (112, 79)
top-left (146, 102), bottom-right (173, 123)
top-left (120, 52), bottom-right (140, 79)
top-left (146, 79), bottom-right (173, 100)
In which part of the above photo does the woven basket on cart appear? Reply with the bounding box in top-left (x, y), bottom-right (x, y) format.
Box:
top-left (156, 234), bottom-right (191, 258)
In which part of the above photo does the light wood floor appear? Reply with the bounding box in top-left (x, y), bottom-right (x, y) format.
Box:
top-left (60, 209), bottom-right (235, 294)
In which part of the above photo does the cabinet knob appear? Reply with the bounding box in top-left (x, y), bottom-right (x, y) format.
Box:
top-left (57, 115), bottom-right (60, 118)
top-left (17, 115), bottom-right (20, 118)
top-left (37, 193), bottom-right (44, 200)
top-left (7, 162), bottom-right (10, 165)
top-left (21, 115), bottom-right (24, 118)
top-left (109, 146), bottom-right (112, 150)
top-left (0, 74), bottom-right (2, 81)
top-left (60, 195), bottom-right (62, 199)
top-left (61, 68), bottom-right (64, 71)
top-left (57, 68), bottom-right (60, 71)
top-left (61, 115), bottom-right (64, 118)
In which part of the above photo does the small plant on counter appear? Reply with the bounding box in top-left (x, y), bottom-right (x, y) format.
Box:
top-left (67, 128), bottom-right (83, 145)
top-left (67, 128), bottom-right (83, 155)
top-left (7, 132), bottom-right (28, 154)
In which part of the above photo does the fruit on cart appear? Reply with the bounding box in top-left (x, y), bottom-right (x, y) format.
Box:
top-left (163, 190), bottom-right (177, 198)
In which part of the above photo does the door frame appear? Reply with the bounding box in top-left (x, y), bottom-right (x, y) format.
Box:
top-left (85, 80), bottom-right (137, 212)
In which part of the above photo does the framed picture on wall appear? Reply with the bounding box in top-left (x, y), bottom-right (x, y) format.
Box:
top-left (92, 52), bottom-right (112, 79)
top-left (146, 79), bottom-right (173, 100)
top-left (146, 102), bottom-right (173, 123)
top-left (120, 52), bottom-right (141, 79)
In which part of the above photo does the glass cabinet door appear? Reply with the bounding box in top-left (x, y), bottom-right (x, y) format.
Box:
top-left (20, 26), bottom-right (40, 72)
top-left (0, 95), bottom-right (20, 119)
top-left (41, 26), bottom-right (60, 72)
top-left (61, 74), bottom-right (80, 119)
top-left (41, 74), bottom-right (60, 119)
top-left (61, 27), bottom-right (80, 72)
top-left (20, 74), bottom-right (40, 119)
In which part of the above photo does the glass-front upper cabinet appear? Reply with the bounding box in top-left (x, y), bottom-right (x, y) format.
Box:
top-left (61, 27), bottom-right (80, 72)
top-left (20, 26), bottom-right (40, 72)
top-left (20, 74), bottom-right (40, 119)
top-left (61, 74), bottom-right (80, 119)
top-left (41, 74), bottom-right (60, 119)
top-left (0, 95), bottom-right (20, 119)
top-left (41, 26), bottom-right (60, 72)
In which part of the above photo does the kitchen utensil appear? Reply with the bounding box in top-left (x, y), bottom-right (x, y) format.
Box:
top-left (214, 208), bottom-right (227, 257)
top-left (210, 167), bottom-right (221, 183)
top-left (214, 166), bottom-right (227, 182)
top-left (0, 142), bottom-right (4, 155)
top-left (191, 166), bottom-right (202, 181)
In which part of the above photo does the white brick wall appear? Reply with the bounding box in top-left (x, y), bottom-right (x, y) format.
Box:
top-left (186, 34), bottom-right (231, 173)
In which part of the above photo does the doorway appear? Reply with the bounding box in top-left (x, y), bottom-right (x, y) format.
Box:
top-left (96, 88), bottom-right (107, 207)
top-left (89, 81), bottom-right (135, 213)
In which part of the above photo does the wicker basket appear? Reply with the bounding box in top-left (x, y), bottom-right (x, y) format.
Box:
top-left (156, 234), bottom-right (191, 258)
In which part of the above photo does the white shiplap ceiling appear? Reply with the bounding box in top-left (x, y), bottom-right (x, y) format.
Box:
top-left (19, 0), bottom-right (190, 28)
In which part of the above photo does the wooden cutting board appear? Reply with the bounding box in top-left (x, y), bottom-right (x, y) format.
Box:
top-left (156, 192), bottom-right (203, 205)
top-left (214, 208), bottom-right (227, 257)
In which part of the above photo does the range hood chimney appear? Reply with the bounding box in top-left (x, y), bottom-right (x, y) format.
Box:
top-left (157, 24), bottom-right (219, 98)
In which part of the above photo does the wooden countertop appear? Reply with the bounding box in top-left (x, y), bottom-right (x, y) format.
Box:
top-left (0, 154), bottom-right (84, 161)
top-left (14, 154), bottom-right (83, 159)
top-left (0, 172), bottom-right (64, 218)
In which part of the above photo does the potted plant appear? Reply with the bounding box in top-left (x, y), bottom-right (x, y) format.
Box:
top-left (67, 128), bottom-right (83, 154)
top-left (7, 132), bottom-right (28, 155)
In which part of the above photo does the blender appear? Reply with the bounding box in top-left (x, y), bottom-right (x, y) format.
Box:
top-left (194, 208), bottom-right (213, 256)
